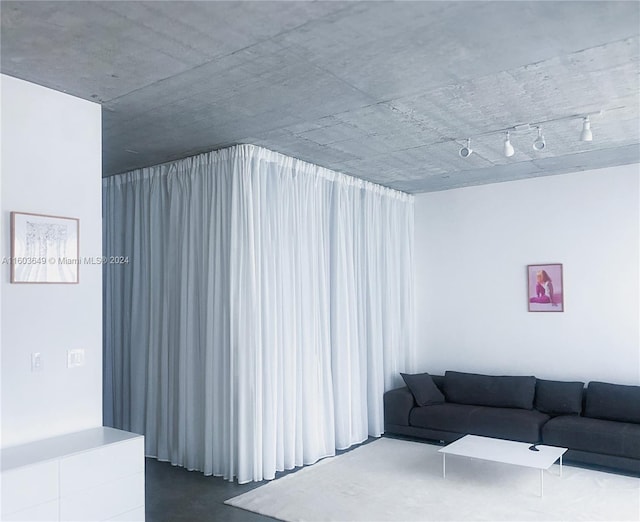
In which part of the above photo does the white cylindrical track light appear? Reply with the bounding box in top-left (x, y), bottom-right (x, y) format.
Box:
top-left (459, 138), bottom-right (473, 158)
top-left (503, 131), bottom-right (515, 157)
top-left (532, 127), bottom-right (546, 151)
top-left (580, 116), bottom-right (593, 142)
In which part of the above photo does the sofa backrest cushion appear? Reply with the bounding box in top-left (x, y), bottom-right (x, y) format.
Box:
top-left (584, 381), bottom-right (640, 423)
top-left (535, 379), bottom-right (584, 415)
top-left (431, 375), bottom-right (445, 392)
top-left (401, 372), bottom-right (445, 406)
top-left (443, 371), bottom-right (536, 409)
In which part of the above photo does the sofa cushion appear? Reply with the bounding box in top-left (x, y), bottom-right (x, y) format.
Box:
top-left (409, 403), bottom-right (549, 443)
top-left (401, 373), bottom-right (445, 406)
top-left (409, 403), bottom-right (471, 433)
top-left (443, 371), bottom-right (536, 409)
top-left (584, 382), bottom-right (640, 423)
top-left (431, 374), bottom-right (445, 392)
top-left (542, 415), bottom-right (640, 460)
top-left (535, 379), bottom-right (584, 415)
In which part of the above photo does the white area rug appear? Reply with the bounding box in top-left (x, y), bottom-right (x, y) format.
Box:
top-left (225, 437), bottom-right (640, 521)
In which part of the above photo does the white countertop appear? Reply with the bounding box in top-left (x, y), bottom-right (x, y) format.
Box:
top-left (1, 426), bottom-right (143, 472)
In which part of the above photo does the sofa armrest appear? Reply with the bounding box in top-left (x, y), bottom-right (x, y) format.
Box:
top-left (384, 386), bottom-right (415, 427)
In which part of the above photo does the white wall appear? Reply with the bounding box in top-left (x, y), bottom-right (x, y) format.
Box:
top-left (1, 75), bottom-right (103, 447)
top-left (414, 165), bottom-right (640, 385)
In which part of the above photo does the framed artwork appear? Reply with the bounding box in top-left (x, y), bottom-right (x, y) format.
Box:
top-left (527, 263), bottom-right (563, 312)
top-left (10, 212), bottom-right (79, 284)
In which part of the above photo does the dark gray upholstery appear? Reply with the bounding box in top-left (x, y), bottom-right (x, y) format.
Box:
top-left (383, 372), bottom-right (640, 475)
top-left (409, 403), bottom-right (471, 432)
top-left (410, 403), bottom-right (548, 443)
top-left (383, 424), bottom-right (464, 445)
top-left (543, 415), bottom-right (640, 459)
top-left (561, 449), bottom-right (640, 475)
top-left (443, 371), bottom-right (536, 409)
top-left (584, 382), bottom-right (640, 423)
top-left (535, 379), bottom-right (584, 415)
top-left (383, 387), bottom-right (414, 427)
top-left (401, 373), bottom-right (445, 406)
top-left (431, 375), bottom-right (445, 391)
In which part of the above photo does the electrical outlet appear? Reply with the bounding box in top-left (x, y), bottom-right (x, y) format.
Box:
top-left (67, 349), bottom-right (85, 368)
top-left (31, 352), bottom-right (43, 372)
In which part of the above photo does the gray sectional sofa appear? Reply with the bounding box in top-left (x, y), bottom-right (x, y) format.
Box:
top-left (384, 371), bottom-right (640, 474)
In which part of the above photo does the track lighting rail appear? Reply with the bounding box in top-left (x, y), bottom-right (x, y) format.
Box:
top-left (454, 107), bottom-right (624, 158)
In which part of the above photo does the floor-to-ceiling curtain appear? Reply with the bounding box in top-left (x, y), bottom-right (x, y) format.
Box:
top-left (103, 144), bottom-right (414, 483)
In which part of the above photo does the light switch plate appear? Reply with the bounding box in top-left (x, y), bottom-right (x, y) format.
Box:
top-left (31, 352), bottom-right (43, 372)
top-left (67, 349), bottom-right (85, 368)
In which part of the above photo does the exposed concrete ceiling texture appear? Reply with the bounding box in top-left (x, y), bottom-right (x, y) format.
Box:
top-left (1, 1), bottom-right (639, 193)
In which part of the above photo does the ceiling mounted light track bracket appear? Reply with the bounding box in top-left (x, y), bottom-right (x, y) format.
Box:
top-left (513, 123), bottom-right (532, 132)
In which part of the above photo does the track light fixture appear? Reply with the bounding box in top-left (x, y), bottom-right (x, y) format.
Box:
top-left (459, 138), bottom-right (473, 158)
top-left (580, 116), bottom-right (593, 142)
top-left (532, 127), bottom-right (546, 151)
top-left (454, 109), bottom-right (608, 159)
top-left (503, 131), bottom-right (514, 157)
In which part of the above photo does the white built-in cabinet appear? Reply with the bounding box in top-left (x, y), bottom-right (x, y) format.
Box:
top-left (1, 427), bottom-right (144, 521)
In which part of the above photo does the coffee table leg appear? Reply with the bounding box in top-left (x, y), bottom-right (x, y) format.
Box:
top-left (560, 455), bottom-right (563, 477)
top-left (442, 454), bottom-right (446, 478)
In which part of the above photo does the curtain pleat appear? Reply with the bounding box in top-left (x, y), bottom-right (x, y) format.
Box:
top-left (103, 144), bottom-right (414, 483)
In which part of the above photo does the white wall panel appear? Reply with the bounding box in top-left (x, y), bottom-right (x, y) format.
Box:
top-left (414, 165), bottom-right (640, 385)
top-left (1, 74), bottom-right (103, 448)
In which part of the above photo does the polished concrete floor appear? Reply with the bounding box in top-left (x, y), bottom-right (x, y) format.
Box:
top-left (145, 439), bottom-right (376, 522)
top-left (145, 457), bottom-right (278, 522)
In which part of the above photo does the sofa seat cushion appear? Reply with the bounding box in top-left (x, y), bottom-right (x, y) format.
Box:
top-left (542, 415), bottom-right (640, 460)
top-left (409, 403), bottom-right (549, 443)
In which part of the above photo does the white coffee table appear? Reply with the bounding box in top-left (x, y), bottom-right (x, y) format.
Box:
top-left (438, 434), bottom-right (567, 497)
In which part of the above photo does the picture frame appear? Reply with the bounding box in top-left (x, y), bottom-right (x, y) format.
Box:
top-left (527, 263), bottom-right (563, 312)
top-left (10, 212), bottom-right (79, 284)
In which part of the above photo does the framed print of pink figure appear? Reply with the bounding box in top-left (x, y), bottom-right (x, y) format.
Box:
top-left (527, 263), bottom-right (563, 312)
top-left (530, 270), bottom-right (555, 305)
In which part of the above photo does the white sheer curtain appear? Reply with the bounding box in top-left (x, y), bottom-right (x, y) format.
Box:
top-left (103, 145), bottom-right (414, 483)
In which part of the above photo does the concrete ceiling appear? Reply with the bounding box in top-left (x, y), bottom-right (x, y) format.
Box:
top-left (2, 1), bottom-right (639, 193)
